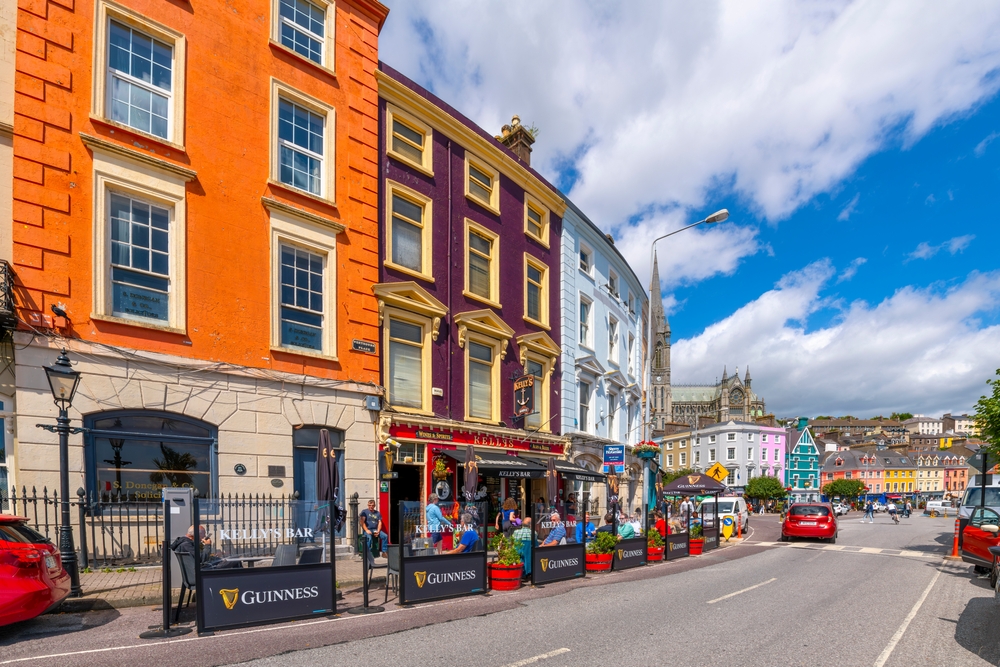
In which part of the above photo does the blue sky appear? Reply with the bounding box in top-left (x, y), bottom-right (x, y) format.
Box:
top-left (380, 1), bottom-right (1000, 418)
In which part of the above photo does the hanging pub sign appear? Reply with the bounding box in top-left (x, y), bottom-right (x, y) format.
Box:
top-left (513, 374), bottom-right (535, 417)
top-left (379, 447), bottom-right (398, 480)
top-left (399, 551), bottom-right (487, 604)
top-left (612, 536), bottom-right (647, 570)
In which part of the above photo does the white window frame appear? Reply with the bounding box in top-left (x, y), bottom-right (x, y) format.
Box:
top-left (709, 435), bottom-right (716, 444)
top-left (747, 447), bottom-right (753, 460)
top-left (608, 316), bottom-right (619, 365)
top-left (579, 296), bottom-right (593, 349)
top-left (747, 433), bottom-right (755, 442)
top-left (666, 454), bottom-right (673, 467)
top-left (727, 432), bottom-right (736, 442)
top-left (679, 452), bottom-right (687, 466)
top-left (385, 104), bottom-right (434, 176)
top-left (727, 447), bottom-right (736, 461)
top-left (608, 271), bottom-right (619, 298)
top-left (91, 146), bottom-right (188, 332)
top-left (578, 379), bottom-right (592, 433)
top-left (695, 451), bottom-right (701, 464)
top-left (579, 243), bottom-right (593, 275)
top-left (627, 334), bottom-right (636, 378)
top-left (607, 392), bottom-right (618, 440)
top-left (92, 1), bottom-right (187, 147)
top-left (270, 0), bottom-right (336, 73)
top-left (762, 434), bottom-right (768, 443)
top-left (269, 78), bottom-right (336, 203)
top-left (268, 202), bottom-right (340, 359)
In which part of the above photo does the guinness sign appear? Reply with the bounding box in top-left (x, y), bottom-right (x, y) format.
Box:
top-left (612, 537), bottom-right (646, 570)
top-left (400, 552), bottom-right (487, 604)
top-left (666, 533), bottom-right (689, 560)
top-left (531, 542), bottom-right (585, 585)
top-left (200, 564), bottom-right (334, 631)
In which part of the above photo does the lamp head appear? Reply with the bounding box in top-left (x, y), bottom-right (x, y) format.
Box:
top-left (44, 348), bottom-right (81, 409)
top-left (705, 209), bottom-right (729, 224)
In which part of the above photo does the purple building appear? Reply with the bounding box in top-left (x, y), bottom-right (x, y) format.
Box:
top-left (373, 63), bottom-right (569, 522)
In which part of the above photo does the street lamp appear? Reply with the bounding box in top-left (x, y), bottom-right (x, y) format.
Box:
top-left (40, 349), bottom-right (83, 597)
top-left (643, 208), bottom-right (729, 441)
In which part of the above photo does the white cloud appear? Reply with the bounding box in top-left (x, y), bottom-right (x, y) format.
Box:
top-left (975, 131), bottom-right (999, 157)
top-left (837, 194), bottom-right (860, 221)
top-left (837, 257), bottom-right (867, 283)
top-left (672, 263), bottom-right (1000, 416)
top-left (907, 235), bottom-right (976, 261)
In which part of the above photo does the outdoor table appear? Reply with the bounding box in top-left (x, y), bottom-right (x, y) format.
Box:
top-left (220, 555), bottom-right (271, 568)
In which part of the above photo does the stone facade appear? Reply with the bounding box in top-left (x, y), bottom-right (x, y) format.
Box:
top-left (671, 367), bottom-right (767, 428)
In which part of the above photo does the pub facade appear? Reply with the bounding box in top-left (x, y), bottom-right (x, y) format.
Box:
top-left (374, 63), bottom-right (569, 532)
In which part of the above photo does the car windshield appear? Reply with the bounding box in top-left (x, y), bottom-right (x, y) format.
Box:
top-left (961, 488), bottom-right (1000, 507)
top-left (700, 501), bottom-right (735, 514)
top-left (0, 522), bottom-right (51, 544)
top-left (790, 505), bottom-right (830, 517)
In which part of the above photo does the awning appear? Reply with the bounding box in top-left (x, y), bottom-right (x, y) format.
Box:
top-left (522, 457), bottom-right (606, 483)
top-left (442, 449), bottom-right (546, 479)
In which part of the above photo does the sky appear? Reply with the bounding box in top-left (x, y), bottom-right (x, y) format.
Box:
top-left (379, 1), bottom-right (1000, 419)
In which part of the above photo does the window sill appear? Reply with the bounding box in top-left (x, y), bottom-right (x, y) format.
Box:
top-left (89, 115), bottom-right (187, 154)
top-left (387, 149), bottom-right (434, 178)
top-left (270, 346), bottom-right (339, 363)
top-left (461, 289), bottom-right (502, 310)
top-left (578, 343), bottom-right (594, 354)
top-left (268, 40), bottom-right (337, 80)
top-left (465, 193), bottom-right (500, 216)
top-left (522, 315), bottom-right (550, 331)
top-left (91, 313), bottom-right (187, 335)
top-left (465, 415), bottom-right (500, 426)
top-left (267, 179), bottom-right (337, 211)
top-left (383, 261), bottom-right (435, 284)
top-left (579, 269), bottom-right (595, 283)
top-left (525, 231), bottom-right (550, 250)
top-left (387, 404), bottom-right (435, 417)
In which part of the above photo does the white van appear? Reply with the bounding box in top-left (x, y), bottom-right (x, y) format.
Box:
top-left (923, 500), bottom-right (952, 517)
top-left (697, 497), bottom-right (750, 534)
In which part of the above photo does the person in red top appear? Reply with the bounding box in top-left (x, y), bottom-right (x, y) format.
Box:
top-left (654, 510), bottom-right (667, 538)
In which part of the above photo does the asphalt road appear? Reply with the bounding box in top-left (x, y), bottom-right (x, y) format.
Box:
top-left (2, 513), bottom-right (997, 667)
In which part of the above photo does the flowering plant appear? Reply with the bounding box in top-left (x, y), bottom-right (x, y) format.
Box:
top-left (632, 441), bottom-right (661, 456)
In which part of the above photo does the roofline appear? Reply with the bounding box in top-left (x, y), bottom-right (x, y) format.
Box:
top-left (561, 195), bottom-right (646, 299)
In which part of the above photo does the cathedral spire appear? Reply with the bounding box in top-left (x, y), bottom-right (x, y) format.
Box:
top-left (722, 365), bottom-right (728, 382)
top-left (649, 252), bottom-right (668, 332)
top-left (745, 366), bottom-right (752, 387)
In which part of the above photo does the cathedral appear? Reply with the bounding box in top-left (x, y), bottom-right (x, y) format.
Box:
top-left (648, 253), bottom-right (767, 431)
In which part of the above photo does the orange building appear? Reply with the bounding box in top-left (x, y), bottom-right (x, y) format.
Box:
top-left (5, 0), bottom-right (388, 509)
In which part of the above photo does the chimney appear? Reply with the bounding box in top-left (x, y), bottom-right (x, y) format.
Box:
top-left (497, 115), bottom-right (535, 166)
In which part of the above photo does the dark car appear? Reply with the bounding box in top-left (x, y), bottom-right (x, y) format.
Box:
top-left (781, 503), bottom-right (838, 543)
top-left (0, 515), bottom-right (71, 627)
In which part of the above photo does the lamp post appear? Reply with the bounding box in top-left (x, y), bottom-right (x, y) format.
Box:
top-left (39, 349), bottom-right (83, 597)
top-left (643, 208), bottom-right (729, 441)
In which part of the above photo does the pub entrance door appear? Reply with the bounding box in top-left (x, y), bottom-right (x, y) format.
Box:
top-left (389, 465), bottom-right (422, 543)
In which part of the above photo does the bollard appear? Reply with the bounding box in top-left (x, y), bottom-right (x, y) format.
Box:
top-left (76, 488), bottom-right (89, 570)
top-left (947, 518), bottom-right (961, 560)
top-left (737, 512), bottom-right (742, 539)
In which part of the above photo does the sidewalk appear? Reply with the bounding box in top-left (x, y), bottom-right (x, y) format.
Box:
top-left (61, 557), bottom-right (379, 612)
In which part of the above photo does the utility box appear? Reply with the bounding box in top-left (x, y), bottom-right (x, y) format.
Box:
top-left (162, 487), bottom-right (193, 585)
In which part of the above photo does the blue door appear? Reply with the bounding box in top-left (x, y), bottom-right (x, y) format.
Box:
top-left (292, 427), bottom-right (345, 538)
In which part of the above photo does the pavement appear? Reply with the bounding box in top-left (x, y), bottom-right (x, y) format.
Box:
top-left (3, 513), bottom-right (993, 667)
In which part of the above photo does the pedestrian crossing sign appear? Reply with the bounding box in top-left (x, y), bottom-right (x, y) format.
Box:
top-left (706, 462), bottom-right (729, 483)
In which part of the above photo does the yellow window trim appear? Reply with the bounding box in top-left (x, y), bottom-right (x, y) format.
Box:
top-left (385, 180), bottom-right (434, 283)
top-left (463, 219), bottom-right (501, 308)
top-left (522, 252), bottom-right (549, 330)
top-left (92, 0), bottom-right (187, 148)
top-left (269, 0), bottom-right (336, 74)
top-left (382, 305), bottom-right (435, 415)
top-left (464, 330), bottom-right (503, 424)
top-left (386, 104), bottom-right (434, 176)
top-left (269, 78), bottom-right (337, 205)
top-left (523, 193), bottom-right (550, 248)
top-left (464, 151), bottom-right (501, 215)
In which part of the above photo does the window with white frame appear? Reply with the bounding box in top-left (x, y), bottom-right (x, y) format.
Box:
top-left (774, 449), bottom-right (780, 462)
top-left (667, 454), bottom-right (673, 467)
top-left (709, 449), bottom-right (716, 462)
top-left (579, 297), bottom-right (592, 347)
top-left (680, 452), bottom-right (687, 466)
top-left (726, 470), bottom-right (736, 485)
top-left (579, 245), bottom-right (592, 274)
top-left (109, 193), bottom-right (171, 322)
top-left (665, 441), bottom-right (673, 450)
top-left (278, 99), bottom-right (324, 196)
top-left (607, 392), bottom-right (617, 440)
top-left (107, 21), bottom-right (173, 140)
top-left (747, 433), bottom-right (755, 442)
top-left (608, 272), bottom-right (619, 298)
top-left (747, 447), bottom-right (753, 460)
top-left (696, 437), bottom-right (701, 445)
top-left (762, 434), bottom-right (768, 442)
top-left (608, 316), bottom-right (619, 363)
top-left (627, 334), bottom-right (635, 377)
top-left (578, 380), bottom-right (592, 433)
top-left (727, 432), bottom-right (736, 441)
top-left (695, 451), bottom-right (701, 464)
top-left (709, 435), bottom-right (716, 444)
top-left (277, 0), bottom-right (326, 65)
top-left (278, 244), bottom-right (326, 351)
top-left (727, 447), bottom-right (736, 461)
top-left (627, 292), bottom-right (635, 315)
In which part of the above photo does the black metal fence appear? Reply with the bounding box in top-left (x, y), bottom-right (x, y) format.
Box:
top-left (8, 487), bottom-right (311, 568)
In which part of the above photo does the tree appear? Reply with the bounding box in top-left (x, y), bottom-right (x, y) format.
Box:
top-left (745, 475), bottom-right (787, 500)
top-left (815, 415), bottom-right (834, 420)
top-left (662, 468), bottom-right (696, 484)
top-left (974, 368), bottom-right (1000, 459)
top-left (821, 478), bottom-right (866, 500)
top-left (890, 412), bottom-right (913, 422)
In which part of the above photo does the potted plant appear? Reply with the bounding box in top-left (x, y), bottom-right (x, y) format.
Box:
top-left (432, 456), bottom-right (450, 481)
top-left (647, 527), bottom-right (665, 562)
top-left (586, 531), bottom-right (617, 572)
top-left (632, 441), bottom-right (661, 460)
top-left (689, 523), bottom-right (705, 555)
top-left (488, 533), bottom-right (523, 591)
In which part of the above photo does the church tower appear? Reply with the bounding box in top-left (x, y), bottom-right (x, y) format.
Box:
top-left (649, 252), bottom-right (671, 432)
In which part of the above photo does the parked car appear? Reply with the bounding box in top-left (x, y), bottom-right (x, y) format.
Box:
top-left (0, 515), bottom-right (71, 627)
top-left (960, 506), bottom-right (1000, 582)
top-left (871, 501), bottom-right (886, 513)
top-left (957, 475), bottom-right (1000, 550)
top-left (781, 503), bottom-right (838, 543)
top-left (923, 500), bottom-right (953, 517)
top-left (833, 503), bottom-right (849, 516)
top-left (697, 497), bottom-right (750, 534)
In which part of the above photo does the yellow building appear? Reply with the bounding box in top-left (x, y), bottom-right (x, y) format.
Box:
top-left (916, 454), bottom-right (945, 496)
top-left (660, 431), bottom-right (693, 473)
top-left (880, 451), bottom-right (916, 496)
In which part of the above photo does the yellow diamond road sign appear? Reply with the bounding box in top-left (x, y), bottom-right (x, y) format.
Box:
top-left (706, 462), bottom-right (729, 483)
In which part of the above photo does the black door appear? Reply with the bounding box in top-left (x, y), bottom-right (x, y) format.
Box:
top-left (389, 466), bottom-right (421, 544)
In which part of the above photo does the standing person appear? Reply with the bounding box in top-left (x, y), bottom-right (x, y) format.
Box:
top-left (359, 499), bottom-right (388, 558)
top-left (426, 493), bottom-right (453, 549)
top-left (495, 497), bottom-right (518, 537)
top-left (904, 500), bottom-right (912, 519)
top-left (565, 493), bottom-right (578, 515)
top-left (680, 497), bottom-right (694, 528)
top-left (861, 500), bottom-right (874, 523)
top-left (654, 510), bottom-right (667, 538)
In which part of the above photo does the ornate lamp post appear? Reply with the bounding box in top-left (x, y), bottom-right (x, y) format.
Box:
top-left (39, 349), bottom-right (83, 597)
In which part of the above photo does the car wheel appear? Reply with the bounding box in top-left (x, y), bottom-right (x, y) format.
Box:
top-left (975, 565), bottom-right (990, 574)
top-left (990, 565), bottom-right (999, 590)
top-left (829, 537), bottom-right (836, 544)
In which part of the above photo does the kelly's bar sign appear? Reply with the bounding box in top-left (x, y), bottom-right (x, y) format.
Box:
top-left (612, 536), bottom-right (647, 570)
top-left (513, 374), bottom-right (535, 417)
top-left (199, 564), bottom-right (335, 631)
top-left (532, 542), bottom-right (585, 585)
top-left (400, 552), bottom-right (487, 604)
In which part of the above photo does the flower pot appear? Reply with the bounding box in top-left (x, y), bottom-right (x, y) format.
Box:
top-left (689, 538), bottom-right (704, 556)
top-left (489, 563), bottom-right (523, 591)
top-left (585, 553), bottom-right (613, 572)
top-left (647, 546), bottom-right (664, 561)
top-left (635, 451), bottom-right (658, 460)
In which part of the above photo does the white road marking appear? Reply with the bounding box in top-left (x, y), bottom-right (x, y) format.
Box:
top-left (501, 648), bottom-right (571, 667)
top-left (706, 577), bottom-right (777, 604)
top-left (873, 568), bottom-right (941, 667)
top-left (754, 542), bottom-right (941, 559)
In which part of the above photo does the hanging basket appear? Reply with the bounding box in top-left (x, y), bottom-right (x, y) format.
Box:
top-left (636, 450), bottom-right (658, 460)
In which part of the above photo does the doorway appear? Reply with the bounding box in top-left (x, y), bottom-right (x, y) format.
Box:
top-left (389, 465), bottom-right (422, 543)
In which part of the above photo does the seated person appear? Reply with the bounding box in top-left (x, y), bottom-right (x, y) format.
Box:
top-left (170, 525), bottom-right (235, 569)
top-left (540, 512), bottom-right (566, 546)
top-left (654, 510), bottom-right (667, 538)
top-left (511, 518), bottom-right (533, 577)
top-left (595, 513), bottom-right (617, 535)
top-left (575, 515), bottom-right (596, 543)
top-left (617, 518), bottom-right (635, 539)
top-left (444, 513), bottom-right (479, 554)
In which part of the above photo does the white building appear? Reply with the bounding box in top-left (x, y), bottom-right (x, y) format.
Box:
top-left (686, 420), bottom-right (788, 492)
top-left (902, 415), bottom-right (943, 435)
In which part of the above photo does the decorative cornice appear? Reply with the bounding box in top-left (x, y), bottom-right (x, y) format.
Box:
top-left (372, 281), bottom-right (448, 341)
top-left (0, 121), bottom-right (13, 138)
top-left (262, 196), bottom-right (345, 234)
top-left (377, 70), bottom-right (567, 217)
top-left (342, 0), bottom-right (390, 31)
top-left (79, 132), bottom-right (197, 181)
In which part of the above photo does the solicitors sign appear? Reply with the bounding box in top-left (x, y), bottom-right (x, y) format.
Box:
top-left (198, 563), bottom-right (335, 632)
top-left (612, 536), bottom-right (647, 571)
top-left (399, 552), bottom-right (487, 604)
top-left (532, 542), bottom-right (585, 585)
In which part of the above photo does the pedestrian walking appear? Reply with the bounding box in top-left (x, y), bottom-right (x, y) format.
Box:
top-left (861, 500), bottom-right (874, 523)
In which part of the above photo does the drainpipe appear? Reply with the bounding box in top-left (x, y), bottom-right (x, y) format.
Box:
top-left (446, 139), bottom-right (453, 420)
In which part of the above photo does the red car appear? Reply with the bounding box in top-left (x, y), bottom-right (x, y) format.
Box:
top-left (0, 515), bottom-right (71, 627)
top-left (961, 507), bottom-right (1000, 584)
top-left (781, 503), bottom-right (838, 543)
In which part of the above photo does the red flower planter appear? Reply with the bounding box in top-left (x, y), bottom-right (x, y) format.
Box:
top-left (489, 563), bottom-right (523, 591)
top-left (647, 546), bottom-right (664, 561)
top-left (586, 553), bottom-right (613, 572)
top-left (689, 538), bottom-right (704, 556)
